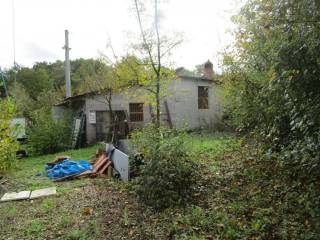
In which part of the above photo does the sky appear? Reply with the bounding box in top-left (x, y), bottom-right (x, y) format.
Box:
top-left (0, 0), bottom-right (241, 72)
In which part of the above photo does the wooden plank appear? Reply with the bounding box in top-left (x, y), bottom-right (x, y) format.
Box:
top-left (93, 156), bottom-right (108, 172)
top-left (78, 170), bottom-right (93, 176)
top-left (93, 154), bottom-right (107, 170)
top-left (53, 173), bottom-right (81, 182)
top-left (98, 160), bottom-right (112, 174)
top-left (107, 166), bottom-right (113, 177)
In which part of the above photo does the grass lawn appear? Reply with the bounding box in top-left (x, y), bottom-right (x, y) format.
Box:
top-left (1, 144), bottom-right (104, 194)
top-left (0, 134), bottom-right (238, 240)
top-left (3, 133), bottom-right (313, 239)
top-left (0, 134), bottom-right (320, 240)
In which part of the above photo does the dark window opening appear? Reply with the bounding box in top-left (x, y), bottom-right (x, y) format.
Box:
top-left (198, 86), bottom-right (209, 109)
top-left (129, 103), bottom-right (144, 122)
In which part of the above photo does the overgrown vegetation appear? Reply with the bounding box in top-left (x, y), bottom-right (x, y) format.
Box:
top-left (131, 125), bottom-right (198, 210)
top-left (0, 99), bottom-right (19, 173)
top-left (221, 0), bottom-right (320, 238)
top-left (27, 108), bottom-right (72, 156)
top-left (223, 0), bottom-right (320, 178)
top-left (0, 134), bottom-right (240, 240)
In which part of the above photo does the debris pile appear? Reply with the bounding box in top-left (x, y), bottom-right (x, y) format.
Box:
top-left (45, 152), bottom-right (114, 181)
top-left (91, 152), bottom-right (112, 175)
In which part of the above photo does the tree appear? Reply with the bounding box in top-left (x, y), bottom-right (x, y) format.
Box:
top-left (133, 0), bottom-right (182, 127)
top-left (0, 99), bottom-right (19, 172)
top-left (16, 67), bottom-right (52, 101)
top-left (222, 0), bottom-right (320, 175)
top-left (79, 57), bottom-right (125, 142)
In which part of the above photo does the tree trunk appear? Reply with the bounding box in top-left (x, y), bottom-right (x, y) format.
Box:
top-left (105, 90), bottom-right (116, 143)
top-left (155, 0), bottom-right (161, 128)
top-left (156, 72), bottom-right (160, 128)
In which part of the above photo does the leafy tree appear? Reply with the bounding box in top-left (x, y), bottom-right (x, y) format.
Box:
top-left (27, 107), bottom-right (72, 155)
top-left (76, 57), bottom-right (121, 142)
top-left (221, 2), bottom-right (320, 237)
top-left (223, 0), bottom-right (320, 178)
top-left (0, 99), bottom-right (19, 173)
top-left (16, 67), bottom-right (52, 101)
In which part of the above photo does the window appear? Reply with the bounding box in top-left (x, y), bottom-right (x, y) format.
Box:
top-left (198, 86), bottom-right (209, 109)
top-left (129, 103), bottom-right (144, 122)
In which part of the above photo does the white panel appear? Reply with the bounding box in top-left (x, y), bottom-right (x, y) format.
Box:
top-left (109, 148), bottom-right (129, 182)
top-left (89, 111), bottom-right (96, 124)
top-left (30, 187), bottom-right (56, 199)
top-left (1, 191), bottom-right (31, 202)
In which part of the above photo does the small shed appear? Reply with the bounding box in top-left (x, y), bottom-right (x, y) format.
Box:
top-left (53, 61), bottom-right (223, 145)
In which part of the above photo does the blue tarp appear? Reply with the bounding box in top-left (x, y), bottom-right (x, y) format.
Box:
top-left (45, 159), bottom-right (93, 180)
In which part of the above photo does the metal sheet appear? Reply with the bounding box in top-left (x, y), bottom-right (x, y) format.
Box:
top-left (107, 145), bottom-right (129, 181)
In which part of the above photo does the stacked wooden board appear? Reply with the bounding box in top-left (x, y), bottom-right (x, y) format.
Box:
top-left (92, 153), bottom-right (112, 174)
top-left (77, 153), bottom-right (112, 177)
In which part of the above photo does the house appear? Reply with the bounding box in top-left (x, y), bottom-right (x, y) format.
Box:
top-left (53, 60), bottom-right (222, 145)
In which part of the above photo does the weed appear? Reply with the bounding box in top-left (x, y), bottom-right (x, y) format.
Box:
top-left (25, 219), bottom-right (43, 237)
top-left (64, 228), bottom-right (88, 240)
top-left (42, 198), bottom-right (54, 213)
top-left (123, 206), bottom-right (129, 226)
top-left (58, 214), bottom-right (73, 228)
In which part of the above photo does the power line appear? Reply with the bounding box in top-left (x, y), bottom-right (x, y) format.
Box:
top-left (12, 0), bottom-right (17, 100)
top-left (12, 0), bottom-right (16, 65)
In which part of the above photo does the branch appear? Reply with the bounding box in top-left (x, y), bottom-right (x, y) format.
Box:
top-left (155, 0), bottom-right (161, 73)
top-left (134, 0), bottom-right (159, 74)
top-left (160, 40), bottom-right (182, 58)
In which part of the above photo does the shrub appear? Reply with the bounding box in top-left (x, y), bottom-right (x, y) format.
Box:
top-left (222, 0), bottom-right (320, 180)
top-left (27, 108), bottom-right (72, 155)
top-left (0, 99), bottom-right (19, 173)
top-left (131, 124), bottom-right (198, 210)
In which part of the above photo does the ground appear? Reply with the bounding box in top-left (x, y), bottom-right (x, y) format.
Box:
top-left (0, 135), bottom-right (235, 240)
top-left (0, 134), bottom-right (317, 239)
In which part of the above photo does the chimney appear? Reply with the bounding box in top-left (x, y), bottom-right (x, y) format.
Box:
top-left (203, 60), bottom-right (213, 80)
top-left (63, 30), bottom-right (71, 98)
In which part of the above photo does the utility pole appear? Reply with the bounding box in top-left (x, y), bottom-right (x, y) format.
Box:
top-left (63, 30), bottom-right (71, 98)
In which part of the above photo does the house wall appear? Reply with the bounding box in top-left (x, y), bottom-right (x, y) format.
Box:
top-left (81, 78), bottom-right (222, 144)
top-left (166, 77), bottom-right (222, 129)
top-left (84, 91), bottom-right (152, 144)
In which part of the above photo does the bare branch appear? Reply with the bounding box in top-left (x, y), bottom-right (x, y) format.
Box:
top-left (160, 40), bottom-right (183, 58)
top-left (134, 0), bottom-right (159, 74)
top-left (155, 0), bottom-right (161, 73)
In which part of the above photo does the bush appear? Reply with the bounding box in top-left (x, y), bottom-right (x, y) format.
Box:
top-left (131, 124), bottom-right (198, 210)
top-left (222, 0), bottom-right (320, 180)
top-left (0, 99), bottom-right (19, 173)
top-left (28, 108), bottom-right (72, 155)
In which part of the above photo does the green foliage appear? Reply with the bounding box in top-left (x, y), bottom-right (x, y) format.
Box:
top-left (16, 67), bottom-right (52, 101)
top-left (27, 108), bottom-right (72, 155)
top-left (222, 2), bottom-right (320, 237)
top-left (3, 59), bottom-right (112, 119)
top-left (131, 124), bottom-right (198, 210)
top-left (25, 219), bottom-right (43, 237)
top-left (223, 0), bottom-right (320, 178)
top-left (0, 99), bottom-right (19, 173)
top-left (170, 205), bottom-right (240, 240)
